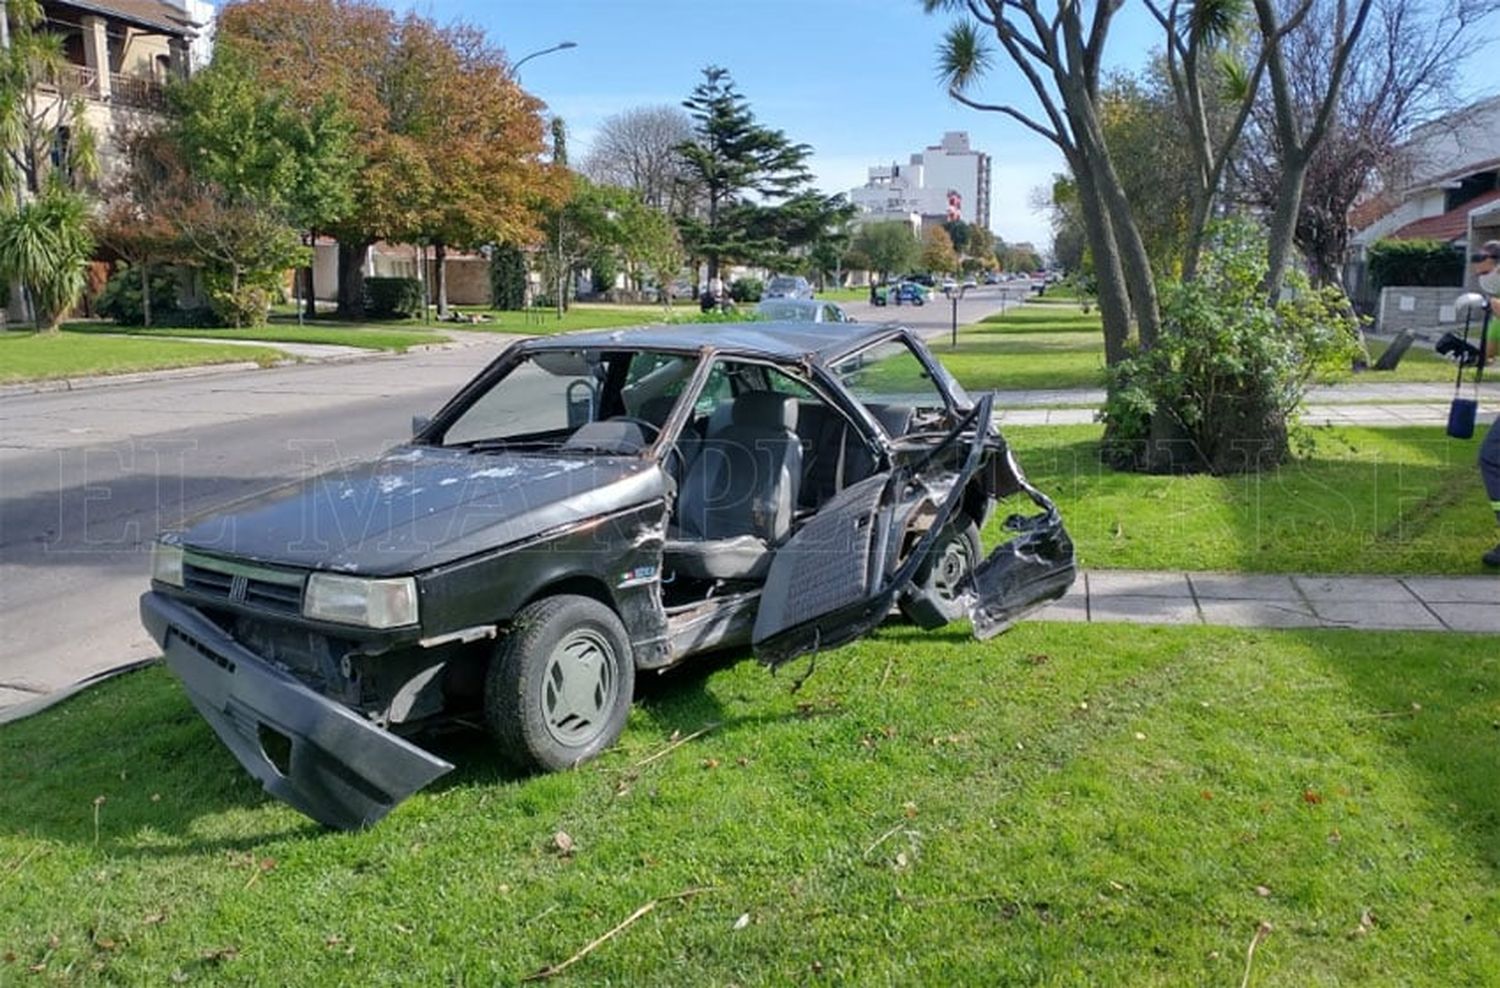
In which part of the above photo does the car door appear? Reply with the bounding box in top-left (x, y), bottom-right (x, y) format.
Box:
top-left (750, 392), bottom-right (1076, 666)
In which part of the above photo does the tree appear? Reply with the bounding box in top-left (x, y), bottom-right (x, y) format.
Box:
top-left (583, 105), bottom-right (700, 215)
top-left (929, 6), bottom-right (1161, 366)
top-left (217, 0), bottom-right (555, 318)
top-left (921, 226), bottom-right (960, 274)
top-left (167, 48), bottom-right (358, 317)
top-left (489, 242), bottom-right (528, 310)
top-left (1249, 0), bottom-right (1376, 295)
top-left (93, 132), bottom-right (186, 328)
top-left (1237, 0), bottom-right (1485, 288)
top-left (675, 66), bottom-right (813, 280)
top-left (943, 219), bottom-right (973, 255)
top-left (0, 0), bottom-right (99, 330)
top-left (0, 189), bottom-right (94, 331)
top-left (175, 190), bottom-right (307, 327)
top-left (850, 221), bottom-right (920, 281)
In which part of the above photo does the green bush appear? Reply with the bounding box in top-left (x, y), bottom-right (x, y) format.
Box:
top-left (489, 243), bottom-right (527, 310)
top-left (205, 276), bottom-right (273, 328)
top-left (1367, 239), bottom-right (1464, 289)
top-left (96, 264), bottom-right (179, 326)
top-left (364, 276), bottom-right (423, 319)
top-left (1100, 220), bottom-right (1358, 475)
top-left (729, 277), bottom-right (762, 303)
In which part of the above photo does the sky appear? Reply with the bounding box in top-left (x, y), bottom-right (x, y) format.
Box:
top-left (391, 0), bottom-right (1499, 252)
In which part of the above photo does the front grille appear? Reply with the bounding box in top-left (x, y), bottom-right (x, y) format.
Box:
top-left (183, 557), bottom-right (305, 616)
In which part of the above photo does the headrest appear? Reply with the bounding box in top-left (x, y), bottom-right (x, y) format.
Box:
top-left (638, 394), bottom-right (678, 426)
top-left (731, 391), bottom-right (798, 431)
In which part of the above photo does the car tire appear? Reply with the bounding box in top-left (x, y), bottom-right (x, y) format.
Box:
top-left (484, 594), bottom-right (635, 773)
top-left (899, 519), bottom-right (981, 629)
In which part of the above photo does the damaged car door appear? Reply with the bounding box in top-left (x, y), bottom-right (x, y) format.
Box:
top-left (751, 392), bottom-right (1076, 666)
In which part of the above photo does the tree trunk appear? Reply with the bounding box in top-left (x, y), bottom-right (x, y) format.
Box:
top-left (434, 241), bottom-right (449, 319)
top-left (1069, 151), bottom-right (1133, 367)
top-left (303, 229), bottom-right (317, 320)
top-left (1265, 153), bottom-right (1308, 299)
top-left (337, 240), bottom-right (370, 320)
top-left (140, 257), bottom-right (152, 329)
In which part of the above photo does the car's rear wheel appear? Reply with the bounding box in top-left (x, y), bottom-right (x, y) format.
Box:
top-left (899, 519), bottom-right (980, 629)
top-left (484, 594), bottom-right (635, 772)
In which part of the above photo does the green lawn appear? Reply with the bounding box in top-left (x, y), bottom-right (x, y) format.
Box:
top-left (62, 321), bottom-right (450, 353)
top-left (936, 304), bottom-right (1462, 392)
top-left (453, 303), bottom-right (676, 335)
top-left (0, 331), bottom-right (284, 384)
top-left (1002, 423), bottom-right (1497, 574)
top-left (2, 623), bottom-right (1497, 984)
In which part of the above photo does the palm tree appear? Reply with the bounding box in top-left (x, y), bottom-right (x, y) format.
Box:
top-left (0, 187), bottom-right (95, 332)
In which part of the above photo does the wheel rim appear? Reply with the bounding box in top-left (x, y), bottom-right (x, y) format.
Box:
top-left (541, 628), bottom-right (618, 747)
top-left (931, 533), bottom-right (975, 603)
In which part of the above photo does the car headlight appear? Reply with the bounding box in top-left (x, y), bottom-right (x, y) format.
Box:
top-left (303, 573), bottom-right (419, 629)
top-left (151, 541), bottom-right (184, 587)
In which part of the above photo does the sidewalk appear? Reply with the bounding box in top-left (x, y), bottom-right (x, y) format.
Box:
top-left (1035, 570), bottom-right (1500, 633)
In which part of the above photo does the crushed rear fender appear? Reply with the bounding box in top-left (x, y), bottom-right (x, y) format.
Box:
top-left (140, 592), bottom-right (452, 830)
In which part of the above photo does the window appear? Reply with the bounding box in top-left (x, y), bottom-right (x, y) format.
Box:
top-left (831, 339), bottom-right (947, 411)
top-left (441, 349), bottom-right (698, 449)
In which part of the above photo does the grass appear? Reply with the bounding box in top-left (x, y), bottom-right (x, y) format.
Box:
top-left (452, 303), bottom-right (678, 335)
top-left (61, 321), bottom-right (450, 353)
top-left (934, 304), bottom-right (1463, 393)
top-left (1001, 423), bottom-right (1498, 574)
top-left (2, 622), bottom-right (1497, 984)
top-left (0, 331), bottom-right (284, 384)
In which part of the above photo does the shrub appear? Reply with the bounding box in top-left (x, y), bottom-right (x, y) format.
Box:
top-left (96, 264), bottom-right (179, 325)
top-left (204, 271), bottom-right (273, 328)
top-left (1100, 220), bottom-right (1359, 475)
top-left (489, 243), bottom-right (527, 310)
top-left (1367, 239), bottom-right (1464, 289)
top-left (364, 276), bottom-right (424, 319)
top-left (729, 277), bottom-right (762, 303)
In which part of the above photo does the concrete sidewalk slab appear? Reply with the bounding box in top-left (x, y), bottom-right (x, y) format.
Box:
top-left (1028, 569), bottom-right (1499, 633)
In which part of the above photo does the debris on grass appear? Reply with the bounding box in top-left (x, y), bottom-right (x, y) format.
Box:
top-left (634, 722), bottom-right (720, 768)
top-left (1240, 921), bottom-right (1273, 988)
top-left (522, 887), bottom-right (715, 981)
top-left (551, 831), bottom-right (575, 857)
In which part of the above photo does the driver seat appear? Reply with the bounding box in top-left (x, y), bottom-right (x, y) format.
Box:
top-left (664, 392), bottom-right (802, 581)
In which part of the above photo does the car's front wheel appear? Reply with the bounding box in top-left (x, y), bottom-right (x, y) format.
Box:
top-left (899, 519), bottom-right (980, 628)
top-left (484, 594), bottom-right (635, 772)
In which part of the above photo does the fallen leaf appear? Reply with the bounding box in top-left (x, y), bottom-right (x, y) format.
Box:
top-left (95, 938), bottom-right (118, 951)
top-left (732, 913), bottom-right (750, 931)
top-left (143, 912), bottom-right (167, 925)
top-left (894, 852), bottom-right (909, 869)
top-left (1411, 702), bottom-right (1422, 712)
top-left (394, 923), bottom-right (413, 935)
top-left (1255, 885), bottom-right (1272, 898)
top-left (702, 758), bottom-right (720, 770)
top-left (201, 946), bottom-right (238, 963)
top-left (325, 934), bottom-right (344, 948)
top-left (1133, 732), bottom-right (1146, 741)
top-left (1200, 790), bottom-right (1214, 801)
top-left (47, 935), bottom-right (59, 950)
top-left (1328, 829), bottom-right (1343, 845)
top-left (902, 802), bottom-right (918, 819)
top-left (1025, 653), bottom-right (1050, 666)
top-left (811, 960), bottom-right (824, 974)
top-left (2, 951), bottom-right (14, 963)
top-left (28, 963), bottom-right (45, 974)
top-left (150, 793), bottom-right (161, 803)
top-left (1303, 789), bottom-right (1323, 805)
top-left (170, 970), bottom-right (189, 984)
top-left (669, 729), bottom-right (681, 742)
top-left (552, 831), bottom-right (575, 856)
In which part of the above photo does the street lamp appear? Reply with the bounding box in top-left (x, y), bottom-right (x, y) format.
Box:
top-left (511, 41), bottom-right (577, 78)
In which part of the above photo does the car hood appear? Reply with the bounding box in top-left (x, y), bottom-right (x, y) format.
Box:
top-left (176, 445), bottom-right (665, 576)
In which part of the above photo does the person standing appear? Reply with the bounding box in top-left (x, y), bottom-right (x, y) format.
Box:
top-left (1466, 241), bottom-right (1500, 567)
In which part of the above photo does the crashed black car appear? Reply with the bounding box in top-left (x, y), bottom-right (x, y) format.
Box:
top-left (141, 322), bottom-right (1075, 828)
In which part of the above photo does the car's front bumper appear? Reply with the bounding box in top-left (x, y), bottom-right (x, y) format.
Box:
top-left (140, 592), bottom-right (453, 829)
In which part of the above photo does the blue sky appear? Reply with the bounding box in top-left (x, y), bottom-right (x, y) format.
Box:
top-left (394, 0), bottom-right (1498, 250)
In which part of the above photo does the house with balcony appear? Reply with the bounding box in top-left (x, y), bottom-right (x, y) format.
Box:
top-left (35, 0), bottom-right (212, 179)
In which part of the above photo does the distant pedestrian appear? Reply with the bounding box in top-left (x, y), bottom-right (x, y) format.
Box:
top-left (1468, 241), bottom-right (1500, 567)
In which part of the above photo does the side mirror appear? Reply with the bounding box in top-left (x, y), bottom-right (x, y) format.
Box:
top-left (411, 414), bottom-right (431, 438)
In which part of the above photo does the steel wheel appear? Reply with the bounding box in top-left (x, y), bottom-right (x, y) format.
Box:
top-left (540, 629), bottom-right (618, 747)
top-left (929, 532), bottom-right (977, 604)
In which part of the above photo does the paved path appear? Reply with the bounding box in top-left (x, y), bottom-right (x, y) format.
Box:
top-left (1035, 570), bottom-right (1500, 633)
top-left (996, 403), bottom-right (1500, 428)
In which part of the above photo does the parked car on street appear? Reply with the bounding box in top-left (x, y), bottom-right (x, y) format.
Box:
top-left (940, 277), bottom-right (958, 292)
top-left (962, 277), bottom-right (978, 290)
top-left (764, 275), bottom-right (814, 300)
top-left (755, 298), bottom-right (852, 324)
top-left (142, 322), bottom-right (1075, 828)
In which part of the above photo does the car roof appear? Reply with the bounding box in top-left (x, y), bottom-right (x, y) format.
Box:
top-left (518, 320), bottom-right (904, 363)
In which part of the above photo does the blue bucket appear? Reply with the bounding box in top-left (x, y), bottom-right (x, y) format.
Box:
top-left (1448, 397), bottom-right (1478, 439)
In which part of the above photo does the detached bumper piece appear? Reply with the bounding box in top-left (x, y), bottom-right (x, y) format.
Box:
top-left (969, 511), bottom-right (1076, 640)
top-left (140, 592), bottom-right (453, 829)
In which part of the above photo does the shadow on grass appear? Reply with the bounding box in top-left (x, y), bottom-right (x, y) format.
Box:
top-left (1297, 629), bottom-right (1500, 874)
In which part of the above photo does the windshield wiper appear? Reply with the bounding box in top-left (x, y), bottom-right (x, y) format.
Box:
top-left (462, 439), bottom-right (564, 454)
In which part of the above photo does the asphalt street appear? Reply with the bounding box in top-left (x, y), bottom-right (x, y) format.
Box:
top-left (0, 286), bottom-right (1030, 706)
